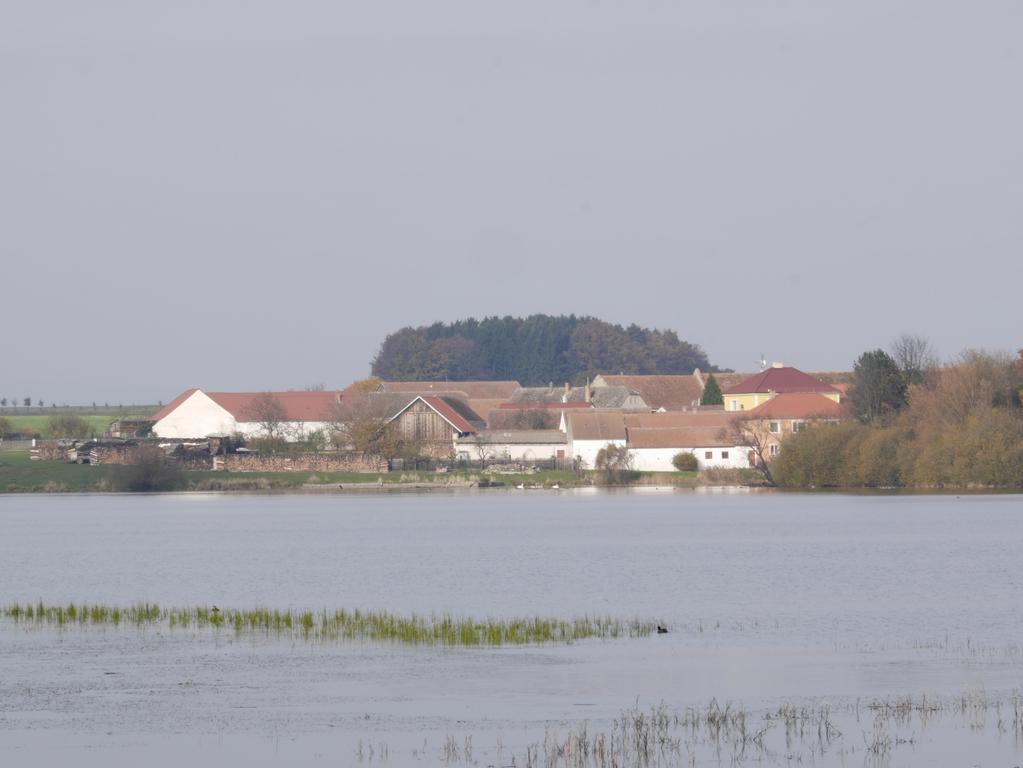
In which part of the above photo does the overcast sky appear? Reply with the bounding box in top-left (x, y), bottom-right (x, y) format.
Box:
top-left (2, 1), bottom-right (1020, 404)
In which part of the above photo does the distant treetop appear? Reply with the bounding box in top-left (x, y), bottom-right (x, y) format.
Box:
top-left (370, 315), bottom-right (715, 384)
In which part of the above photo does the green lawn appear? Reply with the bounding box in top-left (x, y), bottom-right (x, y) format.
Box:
top-left (2, 414), bottom-right (115, 438)
top-left (0, 450), bottom-right (115, 492)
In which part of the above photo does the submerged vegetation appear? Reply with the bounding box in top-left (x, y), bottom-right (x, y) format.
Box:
top-left (1, 602), bottom-right (656, 646)
top-left (461, 693), bottom-right (1023, 768)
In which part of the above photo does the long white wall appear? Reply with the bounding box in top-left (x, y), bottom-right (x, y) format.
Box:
top-left (570, 438), bottom-right (626, 470)
top-left (630, 446), bottom-right (750, 472)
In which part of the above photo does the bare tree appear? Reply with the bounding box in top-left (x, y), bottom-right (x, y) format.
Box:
top-left (890, 333), bottom-right (940, 386)
top-left (245, 392), bottom-right (290, 450)
top-left (469, 434), bottom-right (493, 470)
top-left (720, 415), bottom-right (776, 486)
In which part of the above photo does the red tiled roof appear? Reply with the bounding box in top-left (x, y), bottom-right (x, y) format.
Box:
top-left (151, 388), bottom-right (199, 421)
top-left (210, 391), bottom-right (340, 421)
top-left (153, 389), bottom-right (340, 423)
top-left (722, 367), bottom-right (841, 396)
top-left (747, 392), bottom-right (845, 419)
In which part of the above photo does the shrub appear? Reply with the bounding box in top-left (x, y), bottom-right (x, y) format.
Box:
top-left (46, 414), bottom-right (93, 439)
top-left (110, 447), bottom-right (185, 492)
top-left (672, 452), bottom-right (699, 472)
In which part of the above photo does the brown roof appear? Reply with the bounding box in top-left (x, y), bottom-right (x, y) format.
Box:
top-left (626, 427), bottom-right (733, 450)
top-left (566, 411), bottom-right (626, 441)
top-left (379, 381), bottom-right (521, 399)
top-left (722, 367), bottom-right (842, 396)
top-left (496, 401), bottom-right (592, 410)
top-left (153, 389), bottom-right (341, 423)
top-left (708, 372), bottom-right (755, 392)
top-left (484, 408), bottom-right (563, 430)
top-left (747, 392), bottom-right (845, 419)
top-left (624, 412), bottom-right (734, 430)
top-left (595, 375), bottom-right (703, 410)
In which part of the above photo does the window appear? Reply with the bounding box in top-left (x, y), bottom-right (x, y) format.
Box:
top-left (769, 444), bottom-right (780, 456)
top-left (793, 421), bottom-right (806, 433)
top-left (769, 421), bottom-right (780, 434)
top-left (704, 451), bottom-right (713, 459)
top-left (721, 451), bottom-right (729, 459)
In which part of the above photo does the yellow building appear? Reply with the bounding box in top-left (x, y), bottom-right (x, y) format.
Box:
top-left (721, 364), bottom-right (842, 412)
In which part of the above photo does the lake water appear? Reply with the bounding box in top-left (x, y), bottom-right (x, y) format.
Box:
top-left (1, 489), bottom-right (1022, 766)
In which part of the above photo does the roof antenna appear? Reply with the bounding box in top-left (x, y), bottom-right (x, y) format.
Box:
top-left (756, 354), bottom-right (768, 371)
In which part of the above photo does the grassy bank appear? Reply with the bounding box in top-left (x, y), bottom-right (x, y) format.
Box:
top-left (1, 601), bottom-right (656, 646)
top-left (0, 450), bottom-right (116, 492)
top-left (0, 449), bottom-right (717, 493)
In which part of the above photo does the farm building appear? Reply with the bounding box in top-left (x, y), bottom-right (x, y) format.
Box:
top-left (564, 411), bottom-right (628, 469)
top-left (386, 395), bottom-right (483, 458)
top-left (151, 389), bottom-right (340, 441)
top-left (456, 429), bottom-right (567, 464)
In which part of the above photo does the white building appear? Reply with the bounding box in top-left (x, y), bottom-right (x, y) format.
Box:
top-left (564, 411), bottom-right (628, 469)
top-left (152, 389), bottom-right (340, 440)
top-left (456, 429), bottom-right (567, 464)
top-left (626, 427), bottom-right (750, 472)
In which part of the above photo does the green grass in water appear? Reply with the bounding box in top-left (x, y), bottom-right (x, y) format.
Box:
top-left (2, 602), bottom-right (656, 646)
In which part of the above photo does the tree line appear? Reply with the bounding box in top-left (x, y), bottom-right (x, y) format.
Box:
top-left (370, 315), bottom-right (715, 384)
top-left (774, 337), bottom-right (1023, 488)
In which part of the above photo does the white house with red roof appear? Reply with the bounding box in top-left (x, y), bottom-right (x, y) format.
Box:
top-left (151, 389), bottom-right (340, 440)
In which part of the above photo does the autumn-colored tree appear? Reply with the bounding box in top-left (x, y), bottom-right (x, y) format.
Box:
top-left (594, 443), bottom-right (634, 484)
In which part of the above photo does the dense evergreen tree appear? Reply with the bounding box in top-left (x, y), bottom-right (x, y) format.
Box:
top-left (700, 374), bottom-right (724, 406)
top-left (848, 350), bottom-right (908, 423)
top-left (370, 315), bottom-right (713, 384)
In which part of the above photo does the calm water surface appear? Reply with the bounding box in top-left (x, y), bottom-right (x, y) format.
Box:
top-left (1, 490), bottom-right (1021, 766)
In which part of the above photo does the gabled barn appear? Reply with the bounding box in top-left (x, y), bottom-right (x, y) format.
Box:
top-left (386, 395), bottom-right (482, 458)
top-left (151, 389), bottom-right (340, 440)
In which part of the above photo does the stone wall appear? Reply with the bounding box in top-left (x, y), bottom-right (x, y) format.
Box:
top-left (215, 452), bottom-right (388, 474)
top-left (88, 444), bottom-right (214, 469)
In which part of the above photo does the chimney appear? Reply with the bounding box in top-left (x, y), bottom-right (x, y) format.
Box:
top-left (772, 361), bottom-right (784, 369)
top-left (584, 380), bottom-right (591, 403)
